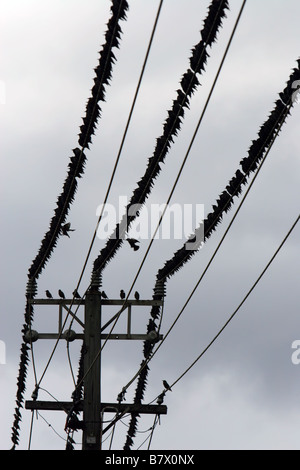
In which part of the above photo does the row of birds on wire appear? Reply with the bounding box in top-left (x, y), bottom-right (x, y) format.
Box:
top-left (90, 0), bottom-right (230, 280)
top-left (11, 0), bottom-right (130, 449)
top-left (122, 61), bottom-right (300, 450)
top-left (27, 0), bottom-right (129, 283)
top-left (45, 288), bottom-right (141, 301)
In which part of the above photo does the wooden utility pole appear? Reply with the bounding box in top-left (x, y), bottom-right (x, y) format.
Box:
top-left (82, 289), bottom-right (101, 450)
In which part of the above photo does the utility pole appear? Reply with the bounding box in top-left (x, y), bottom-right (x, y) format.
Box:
top-left (82, 288), bottom-right (101, 450)
top-left (25, 291), bottom-right (167, 450)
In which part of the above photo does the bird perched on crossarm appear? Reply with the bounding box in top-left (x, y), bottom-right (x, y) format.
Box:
top-left (61, 222), bottom-right (75, 238)
top-left (126, 238), bottom-right (140, 251)
top-left (58, 289), bottom-right (65, 299)
top-left (163, 380), bottom-right (172, 391)
top-left (45, 290), bottom-right (52, 299)
top-left (72, 289), bottom-right (81, 299)
top-left (134, 291), bottom-right (140, 301)
top-left (120, 290), bottom-right (126, 300)
top-left (101, 291), bottom-right (108, 299)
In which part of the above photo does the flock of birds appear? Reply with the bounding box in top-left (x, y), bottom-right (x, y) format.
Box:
top-left (45, 288), bottom-right (141, 300)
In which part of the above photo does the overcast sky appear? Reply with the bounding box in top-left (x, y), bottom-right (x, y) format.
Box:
top-left (1, 0), bottom-right (300, 450)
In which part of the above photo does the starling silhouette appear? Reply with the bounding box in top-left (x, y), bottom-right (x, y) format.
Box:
top-left (72, 289), bottom-right (81, 299)
top-left (126, 238), bottom-right (140, 251)
top-left (120, 289), bottom-right (126, 299)
top-left (163, 380), bottom-right (172, 391)
top-left (101, 291), bottom-right (108, 299)
top-left (58, 289), bottom-right (65, 299)
top-left (45, 290), bottom-right (52, 299)
top-left (134, 291), bottom-right (140, 301)
top-left (61, 222), bottom-right (75, 238)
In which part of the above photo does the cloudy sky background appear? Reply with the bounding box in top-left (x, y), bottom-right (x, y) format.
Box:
top-left (1, 0), bottom-right (299, 450)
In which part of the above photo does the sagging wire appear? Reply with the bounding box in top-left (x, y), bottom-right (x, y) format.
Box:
top-left (167, 213), bottom-right (300, 391)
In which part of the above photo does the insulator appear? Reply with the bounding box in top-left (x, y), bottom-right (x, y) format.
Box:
top-left (153, 279), bottom-right (166, 298)
top-left (24, 329), bottom-right (39, 343)
top-left (31, 385), bottom-right (39, 400)
top-left (117, 387), bottom-right (127, 403)
top-left (90, 270), bottom-right (102, 291)
top-left (62, 329), bottom-right (76, 342)
top-left (26, 279), bottom-right (37, 298)
top-left (147, 330), bottom-right (158, 342)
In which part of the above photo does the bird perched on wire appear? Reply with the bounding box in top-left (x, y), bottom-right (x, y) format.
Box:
top-left (126, 238), bottom-right (140, 251)
top-left (134, 291), bottom-right (140, 301)
top-left (61, 222), bottom-right (75, 238)
top-left (72, 289), bottom-right (81, 299)
top-left (45, 290), bottom-right (52, 299)
top-left (58, 289), bottom-right (65, 299)
top-left (120, 289), bottom-right (126, 300)
top-left (163, 380), bottom-right (172, 392)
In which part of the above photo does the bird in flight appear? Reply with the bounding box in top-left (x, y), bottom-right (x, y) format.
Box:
top-left (120, 290), bottom-right (126, 300)
top-left (134, 291), bottom-right (140, 300)
top-left (45, 290), bottom-right (52, 299)
top-left (61, 222), bottom-right (75, 238)
top-left (58, 289), bottom-right (65, 299)
top-left (72, 289), bottom-right (81, 299)
top-left (163, 380), bottom-right (172, 391)
top-left (126, 238), bottom-right (140, 251)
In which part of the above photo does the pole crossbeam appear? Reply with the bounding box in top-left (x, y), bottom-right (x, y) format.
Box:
top-left (25, 400), bottom-right (167, 415)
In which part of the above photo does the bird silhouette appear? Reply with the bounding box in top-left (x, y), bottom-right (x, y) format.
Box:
top-left (61, 222), bottom-right (75, 238)
top-left (120, 290), bottom-right (126, 299)
top-left (134, 291), bottom-right (140, 301)
top-left (126, 238), bottom-right (140, 251)
top-left (45, 290), bottom-right (52, 299)
top-left (101, 291), bottom-right (108, 299)
top-left (72, 289), bottom-right (81, 299)
top-left (163, 380), bottom-right (172, 391)
top-left (58, 289), bottom-right (65, 299)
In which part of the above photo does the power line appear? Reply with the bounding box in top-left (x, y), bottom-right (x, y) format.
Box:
top-left (170, 213), bottom-right (300, 389)
top-left (119, 84), bottom-right (296, 402)
top-left (142, 99), bottom-right (293, 370)
top-left (121, 57), bottom-right (300, 447)
top-left (139, 212), bottom-right (299, 417)
top-left (11, 0), bottom-right (130, 449)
